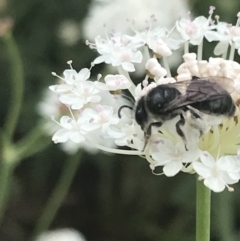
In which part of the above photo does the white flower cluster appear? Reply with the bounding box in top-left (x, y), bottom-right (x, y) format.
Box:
top-left (49, 7), bottom-right (240, 192)
top-left (36, 228), bottom-right (86, 241)
top-left (83, 0), bottom-right (188, 41)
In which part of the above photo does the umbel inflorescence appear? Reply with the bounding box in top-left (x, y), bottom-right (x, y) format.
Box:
top-left (49, 7), bottom-right (240, 192)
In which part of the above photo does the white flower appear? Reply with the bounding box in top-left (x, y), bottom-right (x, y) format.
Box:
top-left (176, 7), bottom-right (216, 45)
top-left (81, 105), bottom-right (119, 132)
top-left (59, 81), bottom-right (101, 109)
top-left (150, 139), bottom-right (200, 177)
top-left (108, 122), bottom-right (144, 150)
top-left (63, 68), bottom-right (91, 85)
top-left (84, 0), bottom-right (188, 72)
top-left (145, 58), bottom-right (167, 77)
top-left (49, 68), bottom-right (91, 93)
top-left (49, 68), bottom-right (101, 110)
top-left (147, 35), bottom-right (173, 56)
top-left (133, 26), bottom-right (183, 56)
top-left (50, 66), bottom-right (101, 110)
top-left (38, 90), bottom-right (65, 119)
top-left (176, 16), bottom-right (214, 45)
top-left (52, 116), bottom-right (87, 144)
top-left (205, 20), bottom-right (240, 55)
top-left (57, 20), bottom-right (81, 46)
top-left (36, 228), bottom-right (86, 241)
top-left (193, 152), bottom-right (240, 192)
top-left (94, 74), bottom-right (132, 90)
top-left (37, 89), bottom-right (69, 136)
top-left (93, 34), bottom-right (142, 72)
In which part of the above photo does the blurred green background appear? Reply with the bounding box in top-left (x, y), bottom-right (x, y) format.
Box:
top-left (1, 0), bottom-right (240, 241)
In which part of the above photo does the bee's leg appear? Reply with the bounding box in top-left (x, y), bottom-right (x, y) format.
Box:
top-left (143, 122), bottom-right (162, 151)
top-left (176, 114), bottom-right (188, 151)
top-left (151, 122), bottom-right (163, 128)
top-left (192, 76), bottom-right (200, 81)
top-left (143, 125), bottom-right (152, 152)
top-left (188, 108), bottom-right (204, 136)
top-left (189, 109), bottom-right (201, 119)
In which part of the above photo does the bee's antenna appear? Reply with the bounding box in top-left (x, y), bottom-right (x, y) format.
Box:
top-left (118, 105), bottom-right (133, 118)
top-left (121, 94), bottom-right (135, 104)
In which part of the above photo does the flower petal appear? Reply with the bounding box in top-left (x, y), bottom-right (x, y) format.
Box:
top-left (204, 177), bottom-right (225, 192)
top-left (193, 162), bottom-right (211, 178)
top-left (214, 41), bottom-right (229, 55)
top-left (163, 161), bottom-right (182, 177)
top-left (70, 131), bottom-right (85, 143)
top-left (122, 62), bottom-right (135, 72)
top-left (77, 68), bottom-right (91, 82)
top-left (52, 129), bottom-right (70, 143)
top-left (200, 152), bottom-right (216, 168)
top-left (132, 51), bottom-right (142, 63)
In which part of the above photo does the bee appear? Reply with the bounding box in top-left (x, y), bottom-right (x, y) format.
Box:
top-left (119, 76), bottom-right (236, 150)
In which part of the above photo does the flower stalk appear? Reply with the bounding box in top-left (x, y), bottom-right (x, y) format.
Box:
top-left (0, 156), bottom-right (15, 225)
top-left (229, 43), bottom-right (235, 61)
top-left (216, 192), bottom-right (234, 241)
top-left (0, 31), bottom-right (52, 228)
top-left (196, 179), bottom-right (211, 241)
top-left (162, 56), bottom-right (171, 77)
top-left (197, 41), bottom-right (203, 61)
top-left (3, 31), bottom-right (24, 143)
top-left (0, 31), bottom-right (24, 225)
top-left (15, 122), bottom-right (52, 160)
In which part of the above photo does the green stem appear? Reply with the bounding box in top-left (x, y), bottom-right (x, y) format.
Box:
top-left (217, 191), bottom-right (234, 241)
top-left (144, 45), bottom-right (151, 60)
top-left (184, 41), bottom-right (189, 54)
top-left (117, 66), bottom-right (135, 96)
top-left (3, 32), bottom-right (24, 143)
top-left (196, 179), bottom-right (211, 241)
top-left (0, 161), bottom-right (15, 225)
top-left (228, 43), bottom-right (235, 61)
top-left (30, 151), bottom-right (82, 240)
top-left (0, 126), bottom-right (51, 226)
top-left (18, 137), bottom-right (52, 160)
top-left (197, 40), bottom-right (203, 61)
top-left (162, 56), bottom-right (171, 78)
top-left (221, 44), bottom-right (228, 59)
top-left (15, 122), bottom-right (51, 160)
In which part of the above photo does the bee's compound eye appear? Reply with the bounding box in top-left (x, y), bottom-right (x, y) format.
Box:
top-left (135, 98), bottom-right (148, 127)
top-left (164, 89), bottom-right (170, 98)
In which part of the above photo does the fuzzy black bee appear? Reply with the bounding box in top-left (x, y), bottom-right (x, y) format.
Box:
top-left (126, 76), bottom-right (236, 150)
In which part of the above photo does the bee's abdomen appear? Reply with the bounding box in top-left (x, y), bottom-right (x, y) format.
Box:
top-left (190, 94), bottom-right (236, 116)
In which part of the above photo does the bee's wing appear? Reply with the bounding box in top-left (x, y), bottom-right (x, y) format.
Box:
top-left (200, 76), bottom-right (234, 94)
top-left (164, 77), bottom-right (231, 111)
